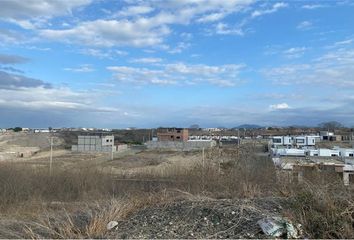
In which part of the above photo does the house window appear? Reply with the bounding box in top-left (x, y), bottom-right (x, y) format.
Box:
top-left (273, 138), bottom-right (281, 143)
top-left (349, 153), bottom-right (354, 157)
top-left (171, 136), bottom-right (173, 138)
top-left (176, 136), bottom-right (181, 139)
top-left (331, 154), bottom-right (337, 157)
top-left (177, 130), bottom-right (181, 133)
top-left (106, 139), bottom-right (109, 142)
top-left (296, 139), bottom-right (305, 143)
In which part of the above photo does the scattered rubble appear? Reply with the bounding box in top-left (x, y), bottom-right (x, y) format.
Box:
top-left (107, 198), bottom-right (294, 239)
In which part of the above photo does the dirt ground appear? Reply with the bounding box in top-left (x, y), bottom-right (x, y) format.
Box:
top-left (0, 132), bottom-right (203, 175)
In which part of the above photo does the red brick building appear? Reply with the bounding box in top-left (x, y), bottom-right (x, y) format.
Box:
top-left (157, 128), bottom-right (189, 142)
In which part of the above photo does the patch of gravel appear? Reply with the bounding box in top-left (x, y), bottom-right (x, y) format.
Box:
top-left (107, 198), bottom-right (285, 239)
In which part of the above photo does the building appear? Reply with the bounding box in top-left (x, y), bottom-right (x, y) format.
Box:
top-left (272, 136), bottom-right (293, 146)
top-left (157, 128), bottom-right (189, 142)
top-left (72, 135), bottom-right (116, 152)
top-left (294, 136), bottom-right (319, 147)
top-left (339, 148), bottom-right (354, 157)
top-left (319, 131), bottom-right (342, 141)
top-left (271, 135), bottom-right (320, 147)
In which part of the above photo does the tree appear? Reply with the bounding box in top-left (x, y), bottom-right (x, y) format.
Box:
top-left (318, 121), bottom-right (343, 131)
top-left (48, 127), bottom-right (53, 132)
top-left (13, 127), bottom-right (22, 132)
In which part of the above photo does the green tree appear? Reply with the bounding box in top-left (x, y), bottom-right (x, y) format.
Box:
top-left (13, 127), bottom-right (22, 132)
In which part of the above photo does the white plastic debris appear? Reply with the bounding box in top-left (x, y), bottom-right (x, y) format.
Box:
top-left (107, 221), bottom-right (119, 230)
top-left (257, 217), bottom-right (301, 239)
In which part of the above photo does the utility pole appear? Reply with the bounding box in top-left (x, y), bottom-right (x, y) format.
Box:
top-left (237, 129), bottom-right (240, 159)
top-left (49, 137), bottom-right (53, 175)
top-left (202, 147), bottom-right (205, 168)
top-left (111, 145), bottom-right (114, 161)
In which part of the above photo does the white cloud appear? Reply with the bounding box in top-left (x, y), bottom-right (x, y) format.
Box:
top-left (214, 22), bottom-right (243, 35)
top-left (0, 0), bottom-right (92, 29)
top-left (64, 64), bottom-right (95, 73)
top-left (197, 12), bottom-right (227, 23)
top-left (167, 42), bottom-right (191, 54)
top-left (302, 4), bottom-right (326, 9)
top-left (130, 57), bottom-right (163, 64)
top-left (0, 29), bottom-right (27, 45)
top-left (0, 86), bottom-right (117, 112)
top-left (107, 62), bottom-right (245, 87)
top-left (80, 48), bottom-right (128, 59)
top-left (251, 2), bottom-right (288, 18)
top-left (262, 45), bottom-right (354, 88)
top-left (114, 5), bottom-right (154, 17)
top-left (283, 47), bottom-right (308, 58)
top-left (334, 39), bottom-right (353, 46)
top-left (297, 21), bottom-right (313, 30)
top-left (37, 0), bottom-right (255, 47)
top-left (269, 103), bottom-right (290, 110)
top-left (40, 19), bottom-right (171, 47)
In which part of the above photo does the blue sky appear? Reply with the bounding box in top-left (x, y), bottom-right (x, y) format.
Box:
top-left (1, 0), bottom-right (354, 128)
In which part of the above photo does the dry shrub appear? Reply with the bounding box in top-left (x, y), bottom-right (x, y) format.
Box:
top-left (0, 163), bottom-right (116, 211)
top-left (286, 181), bottom-right (354, 239)
top-left (23, 190), bottom-right (178, 239)
top-left (1, 144), bottom-right (352, 239)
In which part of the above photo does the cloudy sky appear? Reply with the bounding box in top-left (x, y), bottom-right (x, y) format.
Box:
top-left (1, 0), bottom-right (354, 128)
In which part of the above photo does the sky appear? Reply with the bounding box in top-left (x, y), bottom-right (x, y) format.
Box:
top-left (0, 0), bottom-right (354, 128)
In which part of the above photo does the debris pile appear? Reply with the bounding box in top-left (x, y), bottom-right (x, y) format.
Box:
top-left (107, 198), bottom-right (297, 239)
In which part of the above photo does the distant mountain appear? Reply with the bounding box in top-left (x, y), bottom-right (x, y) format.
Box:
top-left (234, 124), bottom-right (262, 129)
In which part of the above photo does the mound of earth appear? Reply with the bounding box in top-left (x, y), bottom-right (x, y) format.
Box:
top-left (107, 198), bottom-right (286, 239)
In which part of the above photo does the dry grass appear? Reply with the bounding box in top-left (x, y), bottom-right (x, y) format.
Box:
top-left (0, 145), bottom-right (353, 238)
top-left (284, 181), bottom-right (354, 239)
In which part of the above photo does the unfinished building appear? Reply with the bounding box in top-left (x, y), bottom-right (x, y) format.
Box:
top-left (157, 128), bottom-right (189, 142)
top-left (71, 135), bottom-right (116, 152)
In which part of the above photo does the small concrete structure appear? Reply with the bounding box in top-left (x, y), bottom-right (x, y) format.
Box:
top-left (72, 135), bottom-right (116, 152)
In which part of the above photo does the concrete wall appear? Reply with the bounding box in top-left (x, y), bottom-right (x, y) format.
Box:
top-left (72, 135), bottom-right (116, 152)
top-left (72, 144), bottom-right (116, 152)
top-left (146, 140), bottom-right (216, 151)
top-left (102, 136), bottom-right (114, 146)
top-left (117, 144), bottom-right (128, 152)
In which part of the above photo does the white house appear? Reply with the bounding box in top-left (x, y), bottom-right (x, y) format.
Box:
top-left (272, 135), bottom-right (319, 147)
top-left (272, 136), bottom-right (293, 146)
top-left (294, 136), bottom-right (319, 147)
top-left (339, 148), bottom-right (354, 157)
top-left (308, 149), bottom-right (319, 156)
top-left (274, 148), bottom-right (306, 157)
top-left (318, 149), bottom-right (340, 157)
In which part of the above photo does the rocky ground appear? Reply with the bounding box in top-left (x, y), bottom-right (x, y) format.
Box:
top-left (106, 198), bottom-right (287, 239)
